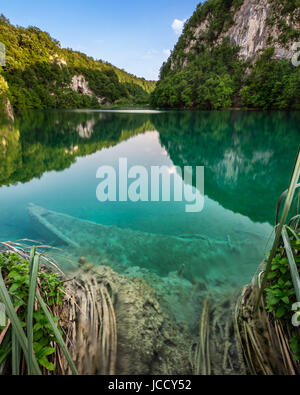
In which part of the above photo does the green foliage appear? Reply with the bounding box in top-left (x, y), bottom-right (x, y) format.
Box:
top-left (183, 0), bottom-right (243, 44)
top-left (159, 0), bottom-right (245, 79)
top-left (122, 82), bottom-right (150, 104)
top-left (265, 237), bottom-right (300, 361)
top-left (151, 40), bottom-right (243, 109)
top-left (290, 333), bottom-right (300, 361)
top-left (265, 248), bottom-right (296, 319)
top-left (0, 252), bottom-right (64, 371)
top-left (0, 15), bottom-right (155, 111)
top-left (241, 48), bottom-right (300, 109)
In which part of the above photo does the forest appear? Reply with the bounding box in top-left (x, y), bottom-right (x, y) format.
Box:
top-left (0, 15), bottom-right (156, 112)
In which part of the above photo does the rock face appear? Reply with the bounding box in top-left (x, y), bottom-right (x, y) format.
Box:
top-left (70, 74), bottom-right (106, 104)
top-left (0, 75), bottom-right (14, 122)
top-left (49, 54), bottom-right (67, 67)
top-left (3, 96), bottom-right (14, 122)
top-left (71, 75), bottom-right (94, 97)
top-left (221, 0), bottom-right (298, 60)
top-left (171, 0), bottom-right (299, 68)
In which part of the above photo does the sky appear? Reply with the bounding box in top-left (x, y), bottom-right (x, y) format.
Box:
top-left (1, 0), bottom-right (200, 80)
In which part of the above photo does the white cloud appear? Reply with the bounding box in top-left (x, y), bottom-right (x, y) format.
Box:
top-left (163, 49), bottom-right (171, 57)
top-left (171, 19), bottom-right (186, 35)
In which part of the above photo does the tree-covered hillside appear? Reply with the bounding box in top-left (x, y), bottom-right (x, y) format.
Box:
top-left (0, 15), bottom-right (156, 113)
top-left (151, 0), bottom-right (300, 110)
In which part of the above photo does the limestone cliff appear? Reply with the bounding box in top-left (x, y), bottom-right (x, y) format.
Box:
top-left (70, 74), bottom-right (106, 104)
top-left (170, 0), bottom-right (300, 70)
top-left (0, 75), bottom-right (13, 122)
top-left (152, 0), bottom-right (300, 109)
top-left (220, 0), bottom-right (299, 60)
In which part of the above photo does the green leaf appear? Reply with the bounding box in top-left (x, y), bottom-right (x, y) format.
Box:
top-left (9, 283), bottom-right (20, 293)
top-left (0, 270), bottom-right (42, 375)
top-left (275, 306), bottom-right (286, 319)
top-left (38, 356), bottom-right (55, 371)
top-left (267, 295), bottom-right (280, 305)
top-left (40, 347), bottom-right (56, 358)
top-left (36, 291), bottom-right (78, 375)
top-left (281, 296), bottom-right (290, 304)
top-left (271, 264), bottom-right (280, 270)
top-left (278, 278), bottom-right (285, 288)
top-left (267, 271), bottom-right (278, 280)
top-left (33, 323), bottom-right (42, 331)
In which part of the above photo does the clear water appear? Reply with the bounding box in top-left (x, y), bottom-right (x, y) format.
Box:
top-left (0, 109), bottom-right (299, 291)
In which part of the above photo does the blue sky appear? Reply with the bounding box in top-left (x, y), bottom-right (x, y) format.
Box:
top-left (1, 0), bottom-right (200, 80)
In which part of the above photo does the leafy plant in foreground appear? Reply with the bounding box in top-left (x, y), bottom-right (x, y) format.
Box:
top-left (265, 235), bottom-right (300, 360)
top-left (0, 249), bottom-right (77, 374)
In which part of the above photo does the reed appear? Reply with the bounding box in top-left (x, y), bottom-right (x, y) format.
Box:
top-left (0, 241), bottom-right (117, 375)
top-left (235, 165), bottom-right (300, 374)
top-left (257, 148), bottom-right (300, 309)
top-left (0, 245), bottom-right (77, 375)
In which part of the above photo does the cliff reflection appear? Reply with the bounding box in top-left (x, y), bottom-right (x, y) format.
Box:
top-left (0, 109), bottom-right (299, 226)
top-left (152, 111), bottom-right (299, 225)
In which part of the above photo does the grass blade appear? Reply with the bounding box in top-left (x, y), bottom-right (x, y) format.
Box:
top-left (12, 328), bottom-right (20, 375)
top-left (29, 245), bottom-right (36, 278)
top-left (257, 148), bottom-right (300, 310)
top-left (0, 347), bottom-right (11, 375)
top-left (0, 270), bottom-right (42, 375)
top-left (282, 226), bottom-right (300, 303)
top-left (0, 329), bottom-right (12, 375)
top-left (27, 251), bottom-right (39, 375)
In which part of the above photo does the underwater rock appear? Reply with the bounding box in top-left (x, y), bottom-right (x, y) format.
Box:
top-left (122, 266), bottom-right (205, 332)
top-left (78, 257), bottom-right (87, 265)
top-left (75, 265), bottom-right (194, 375)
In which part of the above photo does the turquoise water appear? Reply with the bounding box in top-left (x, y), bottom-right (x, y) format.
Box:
top-left (0, 109), bottom-right (299, 290)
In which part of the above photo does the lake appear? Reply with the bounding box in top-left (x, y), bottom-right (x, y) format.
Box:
top-left (0, 109), bottom-right (299, 293)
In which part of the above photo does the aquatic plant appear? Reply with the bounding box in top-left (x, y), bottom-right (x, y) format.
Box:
top-left (257, 148), bottom-right (300, 307)
top-left (0, 241), bottom-right (119, 375)
top-left (0, 246), bottom-right (78, 375)
top-left (190, 296), bottom-right (247, 375)
top-left (262, 149), bottom-right (300, 362)
top-left (265, 236), bottom-right (300, 361)
top-left (236, 275), bottom-right (299, 375)
top-left (235, 149), bottom-right (300, 374)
